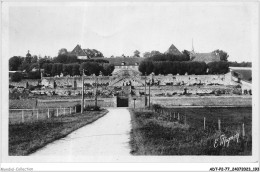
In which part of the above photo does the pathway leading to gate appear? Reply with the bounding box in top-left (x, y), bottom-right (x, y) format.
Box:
top-left (30, 108), bottom-right (132, 161)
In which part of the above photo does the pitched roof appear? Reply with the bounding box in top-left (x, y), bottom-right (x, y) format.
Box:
top-left (70, 45), bottom-right (87, 57)
top-left (191, 52), bottom-right (220, 63)
top-left (95, 57), bottom-right (142, 66)
top-left (165, 44), bottom-right (183, 55)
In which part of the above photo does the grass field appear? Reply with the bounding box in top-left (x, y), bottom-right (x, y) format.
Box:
top-left (9, 109), bottom-right (108, 156)
top-left (130, 107), bottom-right (252, 155)
top-left (151, 96), bottom-right (252, 106)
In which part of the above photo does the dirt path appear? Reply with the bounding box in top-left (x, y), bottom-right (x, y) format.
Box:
top-left (30, 108), bottom-right (132, 161)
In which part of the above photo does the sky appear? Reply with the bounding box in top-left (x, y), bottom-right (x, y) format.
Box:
top-left (8, 2), bottom-right (258, 62)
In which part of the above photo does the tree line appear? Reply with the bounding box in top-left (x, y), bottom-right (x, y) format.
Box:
top-left (145, 53), bottom-right (190, 62)
top-left (9, 53), bottom-right (114, 81)
top-left (138, 60), bottom-right (229, 75)
top-left (228, 61), bottom-right (252, 67)
top-left (43, 62), bottom-right (114, 77)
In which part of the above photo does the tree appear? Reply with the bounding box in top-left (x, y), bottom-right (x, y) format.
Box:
top-left (9, 56), bottom-right (23, 71)
top-left (56, 63), bottom-right (63, 76)
top-left (39, 58), bottom-right (52, 68)
top-left (182, 50), bottom-right (191, 61)
top-left (53, 54), bottom-right (78, 64)
top-left (72, 64), bottom-right (80, 76)
top-left (138, 60), bottom-right (154, 75)
top-left (150, 51), bottom-right (162, 57)
top-left (58, 48), bottom-right (68, 55)
top-left (228, 61), bottom-right (252, 67)
top-left (11, 72), bottom-right (23, 82)
top-left (19, 61), bottom-right (31, 73)
top-left (51, 64), bottom-right (57, 76)
top-left (80, 62), bottom-right (102, 76)
top-left (25, 55), bottom-right (32, 64)
top-left (102, 64), bottom-right (115, 76)
top-left (143, 52), bottom-right (151, 58)
top-left (207, 61), bottom-right (229, 74)
top-left (134, 50), bottom-right (140, 57)
top-left (28, 71), bottom-right (41, 79)
top-left (31, 55), bottom-right (38, 63)
top-left (213, 49), bottom-right (229, 61)
top-left (143, 51), bottom-right (161, 58)
top-left (42, 63), bottom-right (53, 76)
top-left (29, 63), bottom-right (39, 71)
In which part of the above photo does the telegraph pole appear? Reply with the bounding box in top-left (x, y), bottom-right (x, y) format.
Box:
top-left (95, 75), bottom-right (98, 107)
top-left (149, 79), bottom-right (151, 109)
top-left (81, 69), bottom-right (84, 113)
top-left (144, 72), bottom-right (147, 106)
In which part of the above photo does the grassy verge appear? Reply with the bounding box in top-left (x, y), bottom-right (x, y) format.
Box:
top-left (129, 107), bottom-right (252, 155)
top-left (9, 109), bottom-right (108, 156)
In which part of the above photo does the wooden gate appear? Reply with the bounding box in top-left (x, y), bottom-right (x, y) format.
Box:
top-left (117, 96), bottom-right (129, 107)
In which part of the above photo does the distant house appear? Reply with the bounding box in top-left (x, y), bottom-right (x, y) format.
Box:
top-left (69, 44), bottom-right (104, 60)
top-left (69, 45), bottom-right (88, 59)
top-left (190, 51), bottom-right (220, 64)
top-left (165, 44), bottom-right (183, 56)
top-left (95, 57), bottom-right (142, 74)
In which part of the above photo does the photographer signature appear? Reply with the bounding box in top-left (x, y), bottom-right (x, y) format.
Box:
top-left (214, 133), bottom-right (240, 148)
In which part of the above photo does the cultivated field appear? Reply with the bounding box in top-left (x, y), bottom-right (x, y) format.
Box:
top-left (130, 107), bottom-right (252, 155)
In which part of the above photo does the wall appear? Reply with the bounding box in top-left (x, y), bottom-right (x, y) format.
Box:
top-left (40, 72), bottom-right (234, 88)
top-left (9, 79), bottom-right (40, 87)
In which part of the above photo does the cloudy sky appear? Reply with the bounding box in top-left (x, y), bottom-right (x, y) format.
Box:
top-left (7, 2), bottom-right (258, 62)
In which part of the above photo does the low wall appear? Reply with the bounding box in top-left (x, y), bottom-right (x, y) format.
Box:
top-left (9, 79), bottom-right (40, 87)
top-left (39, 73), bottom-right (233, 88)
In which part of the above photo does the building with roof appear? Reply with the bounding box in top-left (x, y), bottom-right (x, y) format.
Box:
top-left (98, 57), bottom-right (142, 75)
top-left (69, 44), bottom-right (103, 59)
top-left (190, 52), bottom-right (221, 64)
top-left (165, 44), bottom-right (183, 55)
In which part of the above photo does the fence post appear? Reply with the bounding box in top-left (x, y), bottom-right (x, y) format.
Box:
top-left (57, 108), bottom-right (59, 117)
top-left (47, 109), bottom-right (50, 118)
top-left (22, 110), bottom-right (24, 123)
top-left (70, 107), bottom-right (72, 115)
top-left (204, 117), bottom-right (206, 130)
top-left (242, 123), bottom-right (245, 139)
top-left (218, 119), bottom-right (221, 131)
top-left (75, 106), bottom-right (77, 114)
top-left (63, 108), bottom-right (66, 116)
top-left (184, 115), bottom-right (187, 125)
top-left (178, 113), bottom-right (180, 121)
top-left (174, 112), bottom-right (176, 119)
top-left (37, 109), bottom-right (39, 121)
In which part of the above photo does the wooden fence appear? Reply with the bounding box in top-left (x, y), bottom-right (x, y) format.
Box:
top-left (150, 107), bottom-right (248, 139)
top-left (9, 107), bottom-right (77, 124)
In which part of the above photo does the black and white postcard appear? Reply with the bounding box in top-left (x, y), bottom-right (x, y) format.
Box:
top-left (1, 1), bottom-right (259, 171)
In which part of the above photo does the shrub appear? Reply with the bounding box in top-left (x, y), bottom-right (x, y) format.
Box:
top-left (152, 104), bottom-right (162, 112)
top-left (11, 72), bottom-right (23, 82)
top-left (84, 105), bottom-right (101, 111)
top-left (27, 85), bottom-right (35, 91)
top-left (28, 71), bottom-right (41, 79)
